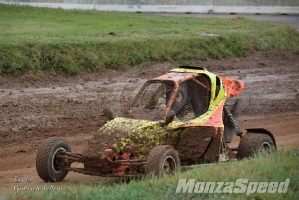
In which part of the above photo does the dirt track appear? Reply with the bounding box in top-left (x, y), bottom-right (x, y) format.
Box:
top-left (0, 50), bottom-right (299, 195)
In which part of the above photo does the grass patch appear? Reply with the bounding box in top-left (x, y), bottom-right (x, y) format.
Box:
top-left (10, 149), bottom-right (299, 200)
top-left (1, 4), bottom-right (299, 76)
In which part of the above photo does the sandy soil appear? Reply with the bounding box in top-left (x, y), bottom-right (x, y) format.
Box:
top-left (0, 51), bottom-right (298, 196)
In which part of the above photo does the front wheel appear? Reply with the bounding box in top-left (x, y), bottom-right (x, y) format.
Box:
top-left (145, 145), bottom-right (180, 177)
top-left (237, 133), bottom-right (275, 159)
top-left (36, 137), bottom-right (71, 182)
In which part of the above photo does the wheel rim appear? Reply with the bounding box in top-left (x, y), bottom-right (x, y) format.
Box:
top-left (162, 156), bottom-right (176, 176)
top-left (52, 147), bottom-right (67, 173)
top-left (259, 142), bottom-right (271, 153)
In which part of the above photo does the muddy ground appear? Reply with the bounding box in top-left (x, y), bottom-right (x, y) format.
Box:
top-left (0, 50), bottom-right (298, 195)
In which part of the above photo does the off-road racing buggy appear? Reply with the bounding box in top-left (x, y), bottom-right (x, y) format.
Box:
top-left (36, 66), bottom-right (276, 182)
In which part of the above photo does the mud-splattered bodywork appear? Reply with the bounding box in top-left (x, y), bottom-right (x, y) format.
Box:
top-left (83, 66), bottom-right (244, 174)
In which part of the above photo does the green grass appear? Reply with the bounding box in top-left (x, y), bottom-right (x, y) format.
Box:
top-left (10, 149), bottom-right (299, 200)
top-left (1, 4), bottom-right (299, 76)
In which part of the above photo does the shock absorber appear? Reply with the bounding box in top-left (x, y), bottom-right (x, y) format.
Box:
top-left (223, 105), bottom-right (243, 137)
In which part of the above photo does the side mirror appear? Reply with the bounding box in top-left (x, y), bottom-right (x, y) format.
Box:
top-left (159, 110), bottom-right (175, 127)
top-left (103, 107), bottom-right (115, 120)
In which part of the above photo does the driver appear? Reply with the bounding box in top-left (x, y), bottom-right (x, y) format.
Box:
top-left (172, 88), bottom-right (193, 121)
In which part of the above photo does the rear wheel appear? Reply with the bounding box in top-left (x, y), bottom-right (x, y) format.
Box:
top-left (36, 137), bottom-right (71, 182)
top-left (237, 133), bottom-right (275, 159)
top-left (145, 145), bottom-right (180, 177)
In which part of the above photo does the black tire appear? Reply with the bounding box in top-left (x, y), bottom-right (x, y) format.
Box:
top-left (238, 133), bottom-right (275, 159)
top-left (36, 137), bottom-right (71, 182)
top-left (145, 145), bottom-right (180, 177)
